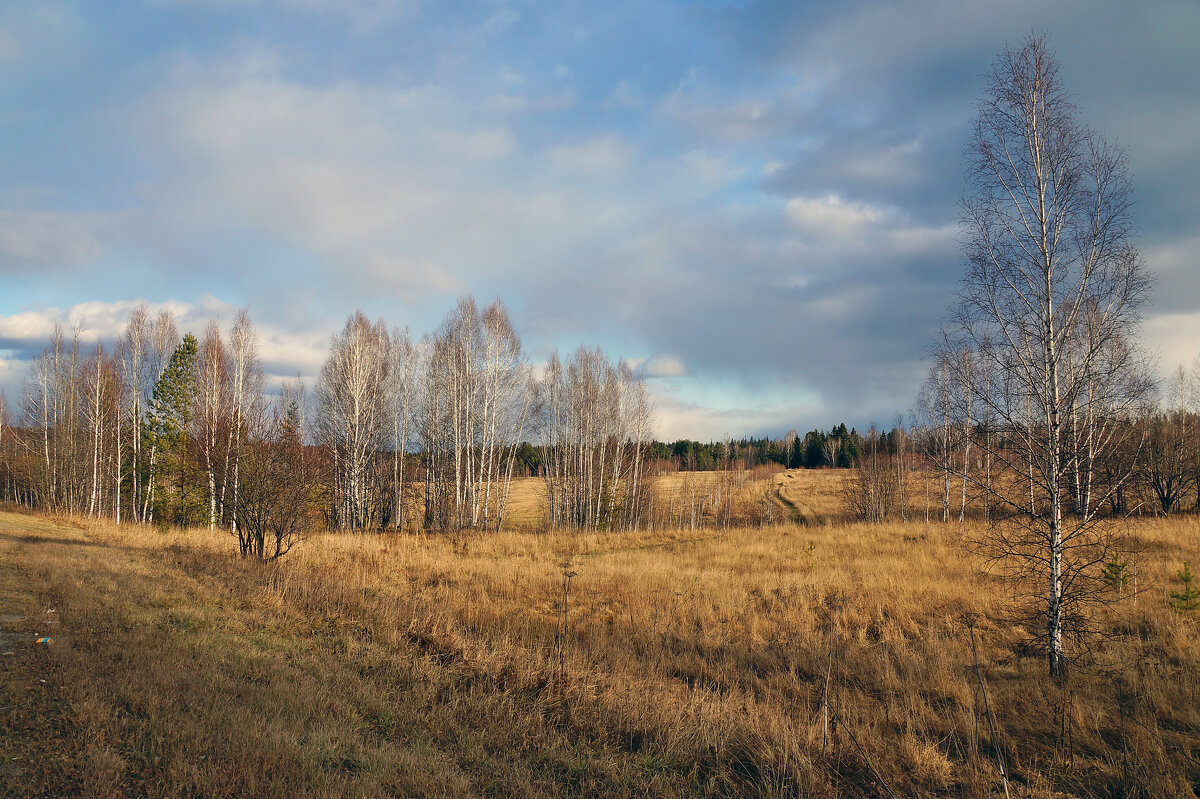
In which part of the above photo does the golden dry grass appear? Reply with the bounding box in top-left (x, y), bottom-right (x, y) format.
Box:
top-left (500, 476), bottom-right (549, 530)
top-left (2, 498), bottom-right (1200, 797)
top-left (502, 466), bottom-right (854, 530)
top-left (770, 468), bottom-right (851, 523)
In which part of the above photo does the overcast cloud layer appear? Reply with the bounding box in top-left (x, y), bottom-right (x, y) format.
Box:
top-left (1, 0), bottom-right (1198, 439)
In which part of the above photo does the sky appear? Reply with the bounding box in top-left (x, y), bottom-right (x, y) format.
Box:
top-left (1, 0), bottom-right (1198, 440)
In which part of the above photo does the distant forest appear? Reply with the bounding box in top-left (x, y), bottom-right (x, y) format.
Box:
top-left (511, 424), bottom-right (871, 476)
top-left (650, 425), bottom-right (868, 471)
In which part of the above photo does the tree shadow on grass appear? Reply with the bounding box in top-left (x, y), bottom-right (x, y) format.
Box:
top-left (0, 530), bottom-right (112, 548)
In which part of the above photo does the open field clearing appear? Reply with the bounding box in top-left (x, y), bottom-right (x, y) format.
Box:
top-left (768, 469), bottom-right (851, 524)
top-left (500, 466), bottom-right (1015, 532)
top-left (495, 467), bottom-right (853, 531)
top-left (2, 508), bottom-right (1200, 797)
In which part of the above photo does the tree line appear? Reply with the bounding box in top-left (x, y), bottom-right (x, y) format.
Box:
top-left (648, 425), bottom-right (866, 472)
top-left (840, 358), bottom-right (1200, 528)
top-left (0, 296), bottom-right (664, 550)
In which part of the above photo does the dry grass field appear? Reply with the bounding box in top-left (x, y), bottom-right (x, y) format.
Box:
top-left (2, 486), bottom-right (1200, 797)
top-left (769, 468), bottom-right (851, 523)
top-left (501, 466), bottom-right (853, 530)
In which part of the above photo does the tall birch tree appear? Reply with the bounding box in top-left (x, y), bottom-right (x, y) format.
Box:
top-left (942, 34), bottom-right (1153, 678)
top-left (315, 312), bottom-right (393, 530)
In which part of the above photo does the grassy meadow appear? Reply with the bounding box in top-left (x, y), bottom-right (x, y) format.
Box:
top-left (499, 466), bottom-right (852, 531)
top-left (2, 471), bottom-right (1200, 797)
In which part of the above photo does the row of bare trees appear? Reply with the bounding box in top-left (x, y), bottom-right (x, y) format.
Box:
top-left (0, 304), bottom-right (321, 558)
top-left (313, 298), bottom-right (537, 533)
top-left (907, 353), bottom-right (1200, 524)
top-left (0, 294), bottom-right (665, 543)
top-left (0, 309), bottom-right (264, 527)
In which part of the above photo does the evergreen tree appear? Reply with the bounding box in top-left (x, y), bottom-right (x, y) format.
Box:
top-left (145, 334), bottom-right (202, 526)
top-left (1171, 562), bottom-right (1200, 612)
top-left (804, 431), bottom-right (825, 468)
top-left (839, 429), bottom-right (861, 467)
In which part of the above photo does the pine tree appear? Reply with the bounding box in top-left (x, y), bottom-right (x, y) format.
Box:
top-left (804, 432), bottom-right (824, 468)
top-left (1102, 551), bottom-right (1130, 595)
top-left (145, 334), bottom-right (202, 526)
top-left (1170, 562), bottom-right (1200, 612)
top-left (838, 433), bottom-right (860, 468)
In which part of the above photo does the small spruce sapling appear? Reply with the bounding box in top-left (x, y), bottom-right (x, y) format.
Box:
top-left (1102, 552), bottom-right (1131, 597)
top-left (1170, 562), bottom-right (1200, 613)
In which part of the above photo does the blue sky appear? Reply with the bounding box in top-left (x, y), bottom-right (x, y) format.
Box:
top-left (2, 0), bottom-right (1198, 439)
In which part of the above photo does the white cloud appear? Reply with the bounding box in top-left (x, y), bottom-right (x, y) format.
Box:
top-left (478, 7), bottom-right (519, 36)
top-left (887, 222), bottom-right (956, 258)
top-left (0, 310), bottom-right (59, 342)
top-left (486, 89), bottom-right (575, 114)
top-left (632, 354), bottom-right (687, 378)
top-left (785, 194), bottom-right (890, 238)
top-left (845, 137), bottom-right (924, 184)
top-left (145, 74), bottom-right (491, 271)
top-left (0, 298), bottom-right (329, 392)
top-left (131, 57), bottom-right (660, 318)
top-left (439, 127), bottom-right (515, 162)
top-left (661, 94), bottom-right (783, 142)
top-left (362, 254), bottom-right (466, 299)
top-left (495, 67), bottom-right (525, 86)
top-left (682, 150), bottom-right (741, 188)
top-left (649, 391), bottom-right (813, 442)
top-left (657, 63), bottom-right (828, 144)
top-left (781, 195), bottom-right (953, 260)
top-left (1144, 311), bottom-right (1200, 375)
top-left (0, 300), bottom-right (185, 347)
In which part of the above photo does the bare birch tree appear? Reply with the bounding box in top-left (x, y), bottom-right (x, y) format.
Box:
top-left (389, 327), bottom-right (416, 530)
top-left (942, 34), bottom-right (1153, 678)
top-left (195, 321), bottom-right (230, 529)
top-left (222, 310), bottom-right (263, 536)
top-left (315, 311), bottom-right (393, 530)
top-left (122, 305), bottom-right (149, 522)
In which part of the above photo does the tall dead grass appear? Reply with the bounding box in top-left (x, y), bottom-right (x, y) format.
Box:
top-left (2, 509), bottom-right (1199, 797)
